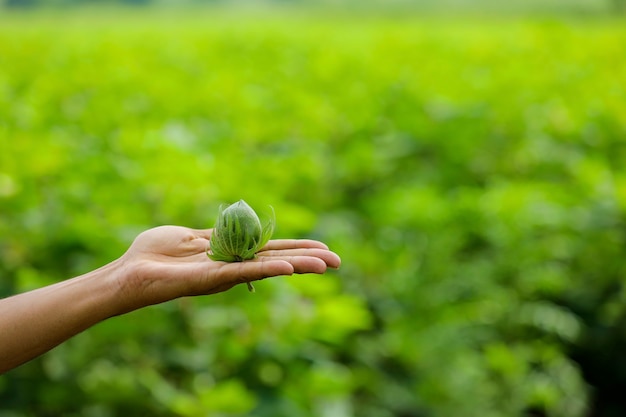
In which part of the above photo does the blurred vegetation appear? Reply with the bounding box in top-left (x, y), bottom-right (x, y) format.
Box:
top-left (1, 6), bottom-right (626, 417)
top-left (2, 0), bottom-right (626, 16)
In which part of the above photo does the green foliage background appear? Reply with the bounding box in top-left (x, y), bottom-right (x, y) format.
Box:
top-left (1, 8), bottom-right (626, 417)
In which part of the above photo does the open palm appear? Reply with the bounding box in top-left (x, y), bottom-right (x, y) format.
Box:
top-left (119, 226), bottom-right (341, 309)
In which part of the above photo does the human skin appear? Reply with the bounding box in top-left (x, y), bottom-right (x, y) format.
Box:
top-left (0, 226), bottom-right (341, 374)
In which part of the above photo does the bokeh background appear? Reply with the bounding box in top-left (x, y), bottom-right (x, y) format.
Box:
top-left (1, 1), bottom-right (626, 416)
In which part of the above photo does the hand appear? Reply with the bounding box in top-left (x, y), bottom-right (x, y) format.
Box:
top-left (118, 226), bottom-right (341, 309)
top-left (0, 225), bottom-right (341, 373)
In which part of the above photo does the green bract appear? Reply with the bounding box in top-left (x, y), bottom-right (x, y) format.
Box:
top-left (207, 200), bottom-right (275, 291)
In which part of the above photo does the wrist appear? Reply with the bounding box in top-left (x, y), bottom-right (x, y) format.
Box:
top-left (107, 256), bottom-right (150, 316)
top-left (75, 257), bottom-right (138, 319)
top-left (112, 256), bottom-right (179, 313)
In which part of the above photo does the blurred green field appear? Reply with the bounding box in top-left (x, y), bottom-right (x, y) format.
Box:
top-left (1, 9), bottom-right (626, 417)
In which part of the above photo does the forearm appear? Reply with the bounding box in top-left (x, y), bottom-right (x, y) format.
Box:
top-left (0, 259), bottom-right (128, 374)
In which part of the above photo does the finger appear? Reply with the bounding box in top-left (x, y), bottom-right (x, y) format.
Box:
top-left (212, 259), bottom-right (295, 284)
top-left (210, 254), bottom-right (330, 289)
top-left (262, 239), bottom-right (330, 251)
top-left (259, 255), bottom-right (329, 274)
top-left (186, 237), bottom-right (211, 254)
top-left (192, 228), bottom-right (213, 240)
top-left (258, 248), bottom-right (341, 269)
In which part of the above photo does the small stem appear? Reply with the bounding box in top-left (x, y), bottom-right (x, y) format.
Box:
top-left (247, 282), bottom-right (255, 293)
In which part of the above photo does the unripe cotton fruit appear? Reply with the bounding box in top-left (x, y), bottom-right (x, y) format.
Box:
top-left (207, 200), bottom-right (275, 291)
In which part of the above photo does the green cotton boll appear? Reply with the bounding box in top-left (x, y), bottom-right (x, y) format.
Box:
top-left (207, 200), bottom-right (275, 291)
